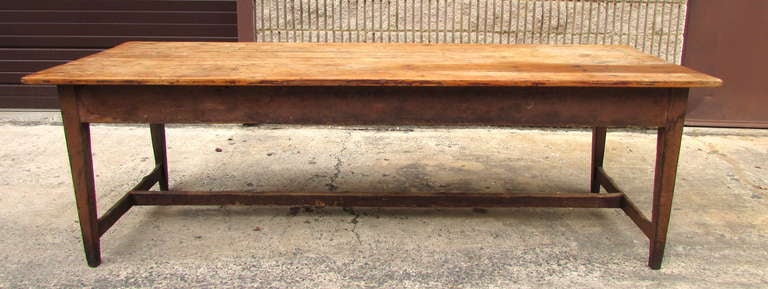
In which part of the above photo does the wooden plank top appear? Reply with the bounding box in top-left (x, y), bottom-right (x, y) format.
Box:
top-left (22, 41), bottom-right (721, 87)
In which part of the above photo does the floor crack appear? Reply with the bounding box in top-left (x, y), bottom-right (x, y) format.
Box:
top-left (351, 214), bottom-right (361, 244)
top-left (344, 207), bottom-right (362, 244)
top-left (698, 139), bottom-right (765, 193)
top-left (326, 131), bottom-right (350, 192)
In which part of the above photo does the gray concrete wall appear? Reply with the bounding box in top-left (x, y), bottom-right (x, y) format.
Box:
top-left (252, 0), bottom-right (687, 63)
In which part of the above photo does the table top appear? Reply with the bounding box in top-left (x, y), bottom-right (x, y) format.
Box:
top-left (22, 41), bottom-right (721, 88)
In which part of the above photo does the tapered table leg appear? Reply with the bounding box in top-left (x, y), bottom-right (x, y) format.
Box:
top-left (648, 92), bottom-right (687, 269)
top-left (59, 86), bottom-right (101, 267)
top-left (150, 124), bottom-right (169, 191)
top-left (591, 127), bottom-right (607, 193)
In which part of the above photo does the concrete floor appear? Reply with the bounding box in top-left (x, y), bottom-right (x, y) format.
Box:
top-left (0, 116), bottom-right (766, 288)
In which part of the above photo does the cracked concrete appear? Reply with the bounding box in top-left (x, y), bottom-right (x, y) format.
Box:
top-left (326, 131), bottom-right (351, 192)
top-left (343, 207), bottom-right (363, 244)
top-left (0, 117), bottom-right (767, 288)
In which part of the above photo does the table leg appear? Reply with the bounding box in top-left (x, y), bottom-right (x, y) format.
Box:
top-left (59, 86), bottom-right (101, 267)
top-left (150, 124), bottom-right (169, 191)
top-left (648, 97), bottom-right (686, 269)
top-left (590, 127), bottom-right (607, 193)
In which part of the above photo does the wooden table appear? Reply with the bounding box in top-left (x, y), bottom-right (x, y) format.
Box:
top-left (23, 42), bottom-right (721, 269)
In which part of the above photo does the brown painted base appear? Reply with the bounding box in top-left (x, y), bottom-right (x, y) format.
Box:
top-left (58, 85), bottom-right (687, 270)
top-left (95, 163), bottom-right (656, 267)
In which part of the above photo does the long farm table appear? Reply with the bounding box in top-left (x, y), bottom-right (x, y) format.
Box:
top-left (22, 42), bottom-right (721, 269)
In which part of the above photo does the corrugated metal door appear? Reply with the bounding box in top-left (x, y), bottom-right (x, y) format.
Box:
top-left (0, 0), bottom-right (237, 109)
top-left (683, 0), bottom-right (768, 128)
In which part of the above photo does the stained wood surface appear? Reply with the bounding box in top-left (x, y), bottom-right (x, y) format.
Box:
top-left (129, 191), bottom-right (626, 208)
top-left (23, 42), bottom-right (721, 87)
top-left (73, 85), bottom-right (675, 126)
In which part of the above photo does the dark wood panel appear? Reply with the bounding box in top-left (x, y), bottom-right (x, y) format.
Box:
top-left (0, 23), bottom-right (236, 37)
top-left (0, 72), bottom-right (28, 83)
top-left (75, 85), bottom-right (674, 127)
top-left (0, 50), bottom-right (101, 84)
top-left (0, 84), bottom-right (57, 96)
top-left (0, 95), bottom-right (58, 108)
top-left (2, 1), bottom-right (235, 11)
top-left (0, 48), bottom-right (100, 60)
top-left (0, 36), bottom-right (236, 48)
top-left (0, 84), bottom-right (58, 108)
top-left (0, 0), bottom-right (237, 108)
top-left (0, 60), bottom-right (67, 72)
top-left (0, 11), bottom-right (235, 24)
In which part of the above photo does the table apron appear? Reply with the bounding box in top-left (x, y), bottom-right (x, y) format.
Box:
top-left (70, 85), bottom-right (686, 127)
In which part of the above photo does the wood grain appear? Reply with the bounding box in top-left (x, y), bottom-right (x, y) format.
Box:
top-left (23, 42), bottom-right (721, 87)
top-left (72, 85), bottom-right (676, 127)
top-left (59, 86), bottom-right (101, 267)
top-left (129, 191), bottom-right (626, 208)
top-left (648, 90), bottom-right (687, 269)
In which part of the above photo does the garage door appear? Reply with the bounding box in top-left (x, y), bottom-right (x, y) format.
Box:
top-left (683, 0), bottom-right (768, 128)
top-left (0, 0), bottom-right (237, 109)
